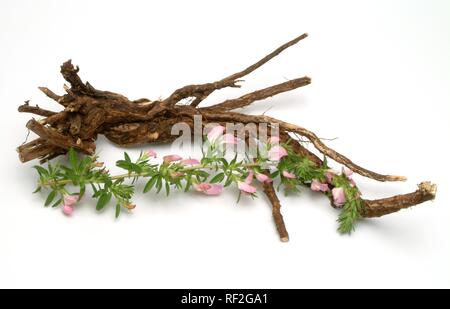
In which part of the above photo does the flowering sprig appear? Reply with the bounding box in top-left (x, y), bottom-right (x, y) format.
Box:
top-left (33, 126), bottom-right (364, 234)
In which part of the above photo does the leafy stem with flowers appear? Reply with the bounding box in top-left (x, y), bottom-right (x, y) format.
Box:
top-left (33, 125), bottom-right (363, 236)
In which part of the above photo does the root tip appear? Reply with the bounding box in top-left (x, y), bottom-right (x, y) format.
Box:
top-left (418, 181), bottom-right (437, 197)
top-left (390, 175), bottom-right (407, 182)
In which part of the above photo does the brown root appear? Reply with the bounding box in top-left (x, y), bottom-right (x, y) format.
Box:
top-left (16, 33), bottom-right (436, 240)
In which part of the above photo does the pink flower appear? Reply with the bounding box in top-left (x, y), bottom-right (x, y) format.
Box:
top-left (207, 125), bottom-right (225, 141)
top-left (342, 167), bottom-right (353, 178)
top-left (163, 154), bottom-right (182, 163)
top-left (325, 169), bottom-right (337, 184)
top-left (255, 172), bottom-right (272, 184)
top-left (64, 195), bottom-right (78, 207)
top-left (180, 158), bottom-right (200, 165)
top-left (146, 149), bottom-right (157, 158)
top-left (193, 183), bottom-right (223, 195)
top-left (62, 205), bottom-right (74, 215)
top-left (268, 145), bottom-right (288, 161)
top-left (222, 133), bottom-right (237, 145)
top-left (310, 179), bottom-right (329, 192)
top-left (282, 170), bottom-right (296, 179)
top-left (245, 171), bottom-right (254, 184)
top-left (238, 182), bottom-right (257, 194)
top-left (332, 187), bottom-right (346, 206)
top-left (349, 178), bottom-right (356, 187)
top-left (268, 136), bottom-right (280, 144)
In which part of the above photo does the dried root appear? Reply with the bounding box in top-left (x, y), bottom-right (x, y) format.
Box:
top-left (17, 33), bottom-right (436, 241)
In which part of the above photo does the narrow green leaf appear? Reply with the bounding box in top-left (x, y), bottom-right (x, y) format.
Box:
top-left (230, 153), bottom-right (237, 166)
top-left (51, 198), bottom-right (62, 208)
top-left (45, 190), bottom-right (57, 207)
top-left (92, 189), bottom-right (102, 198)
top-left (210, 172), bottom-right (225, 183)
top-left (156, 176), bottom-right (163, 193)
top-left (196, 170), bottom-right (210, 178)
top-left (32, 186), bottom-right (41, 193)
top-left (220, 158), bottom-right (229, 169)
top-left (165, 181), bottom-right (170, 196)
top-left (79, 156), bottom-right (91, 172)
top-left (184, 176), bottom-right (192, 192)
top-left (79, 184), bottom-right (86, 200)
top-left (224, 173), bottom-right (234, 187)
top-left (270, 170), bottom-right (280, 178)
top-left (69, 148), bottom-right (78, 169)
top-left (143, 176), bottom-right (157, 193)
top-left (115, 203), bottom-right (121, 218)
top-left (33, 165), bottom-right (48, 177)
top-left (96, 191), bottom-right (112, 211)
top-left (236, 191), bottom-right (242, 203)
top-left (124, 152), bottom-right (131, 163)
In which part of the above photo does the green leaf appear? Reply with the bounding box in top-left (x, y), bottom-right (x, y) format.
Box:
top-left (32, 186), bottom-right (41, 193)
top-left (165, 181), bottom-right (170, 196)
top-left (51, 198), bottom-right (62, 208)
top-left (96, 191), bottom-right (112, 211)
top-left (69, 148), bottom-right (78, 169)
top-left (124, 152), bottom-right (131, 163)
top-left (270, 170), bottom-right (280, 178)
top-left (184, 176), bottom-right (192, 192)
top-left (210, 172), bottom-right (225, 183)
top-left (79, 156), bottom-right (92, 172)
top-left (196, 170), bottom-right (209, 178)
top-left (220, 158), bottom-right (229, 169)
top-left (45, 190), bottom-right (57, 207)
top-left (92, 189), bottom-right (102, 198)
top-left (33, 165), bottom-right (48, 178)
top-left (143, 176), bottom-right (157, 193)
top-left (236, 191), bottom-right (242, 203)
top-left (156, 176), bottom-right (163, 194)
top-left (115, 204), bottom-right (121, 218)
top-left (230, 153), bottom-right (237, 166)
top-left (224, 174), bottom-right (234, 187)
top-left (79, 184), bottom-right (86, 200)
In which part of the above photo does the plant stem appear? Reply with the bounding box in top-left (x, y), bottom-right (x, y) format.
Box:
top-left (39, 162), bottom-right (262, 187)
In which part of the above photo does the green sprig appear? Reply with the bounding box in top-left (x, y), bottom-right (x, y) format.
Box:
top-left (33, 143), bottom-right (365, 233)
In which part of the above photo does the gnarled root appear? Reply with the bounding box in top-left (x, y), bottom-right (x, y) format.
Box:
top-left (17, 33), bottom-right (436, 240)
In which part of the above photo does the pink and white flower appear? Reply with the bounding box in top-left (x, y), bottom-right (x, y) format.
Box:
top-left (222, 133), bottom-right (237, 145)
top-left (207, 125), bottom-right (225, 142)
top-left (282, 170), bottom-right (296, 179)
top-left (342, 167), bottom-right (353, 178)
top-left (62, 205), bottom-right (74, 215)
top-left (238, 182), bottom-right (257, 194)
top-left (193, 182), bottom-right (223, 195)
top-left (180, 158), bottom-right (200, 165)
top-left (145, 149), bottom-right (157, 158)
top-left (62, 194), bottom-right (78, 216)
top-left (255, 172), bottom-right (272, 184)
top-left (332, 187), bottom-right (346, 206)
top-left (310, 179), bottom-right (329, 192)
top-left (63, 195), bottom-right (78, 206)
top-left (244, 171), bottom-right (254, 184)
top-left (325, 169), bottom-right (338, 184)
top-left (268, 145), bottom-right (288, 161)
top-left (163, 154), bottom-right (182, 163)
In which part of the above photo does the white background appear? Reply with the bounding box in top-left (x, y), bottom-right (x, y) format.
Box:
top-left (1, 0), bottom-right (449, 288)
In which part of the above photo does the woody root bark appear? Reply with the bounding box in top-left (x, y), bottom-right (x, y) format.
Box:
top-left (17, 33), bottom-right (436, 241)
